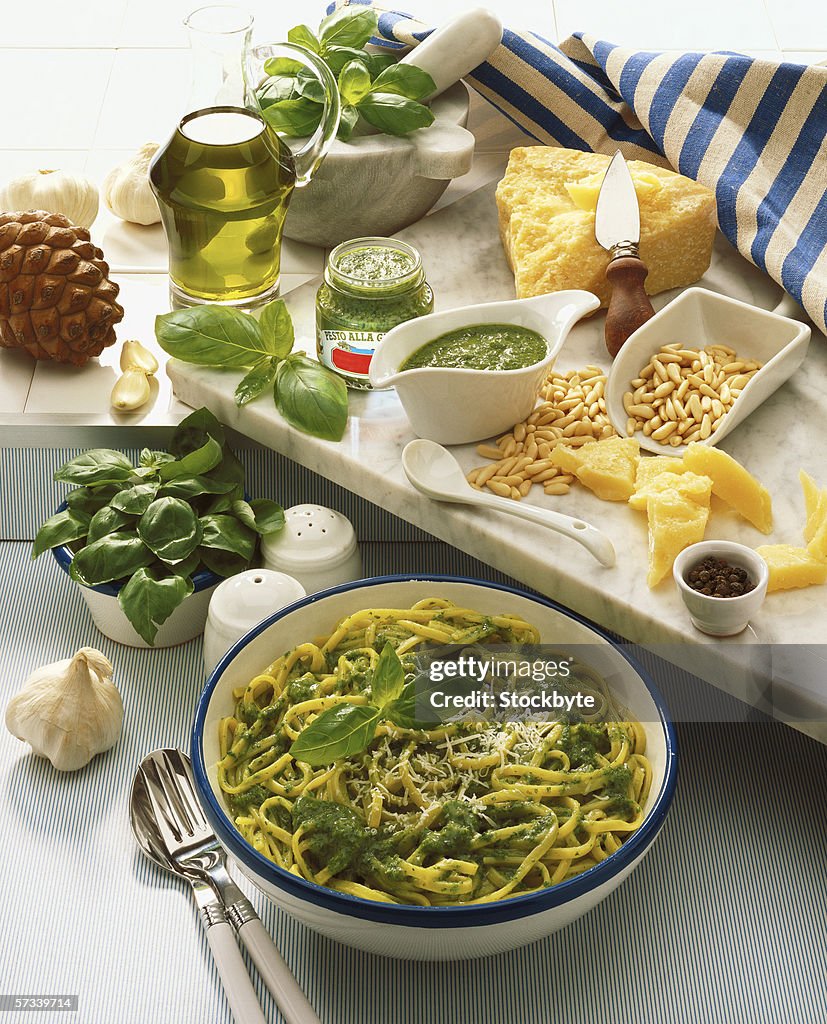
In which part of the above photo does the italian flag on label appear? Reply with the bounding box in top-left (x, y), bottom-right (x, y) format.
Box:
top-left (319, 329), bottom-right (382, 379)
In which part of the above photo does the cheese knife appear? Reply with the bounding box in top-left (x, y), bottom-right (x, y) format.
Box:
top-left (595, 150), bottom-right (656, 358)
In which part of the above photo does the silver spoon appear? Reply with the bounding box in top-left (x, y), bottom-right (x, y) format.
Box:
top-left (402, 438), bottom-right (616, 568)
top-left (130, 749), bottom-right (320, 1024)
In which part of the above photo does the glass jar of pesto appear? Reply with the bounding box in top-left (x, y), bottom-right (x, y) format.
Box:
top-left (316, 237), bottom-right (433, 390)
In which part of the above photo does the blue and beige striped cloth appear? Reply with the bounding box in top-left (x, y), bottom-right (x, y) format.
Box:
top-left (331, 0), bottom-right (827, 335)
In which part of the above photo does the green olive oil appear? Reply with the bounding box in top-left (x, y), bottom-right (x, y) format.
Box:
top-left (150, 106), bottom-right (296, 307)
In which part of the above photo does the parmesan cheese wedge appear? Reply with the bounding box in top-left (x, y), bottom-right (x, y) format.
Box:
top-left (756, 545), bottom-right (827, 592)
top-left (683, 443), bottom-right (773, 534)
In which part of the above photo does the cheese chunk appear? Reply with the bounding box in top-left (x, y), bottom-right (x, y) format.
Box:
top-left (800, 470), bottom-right (820, 525)
top-left (629, 470), bottom-right (712, 511)
top-left (683, 443), bottom-right (773, 534)
top-left (756, 545), bottom-right (827, 592)
top-left (635, 456), bottom-right (686, 490)
top-left (551, 437), bottom-right (640, 501)
top-left (647, 489), bottom-right (710, 587)
top-left (496, 148), bottom-right (717, 303)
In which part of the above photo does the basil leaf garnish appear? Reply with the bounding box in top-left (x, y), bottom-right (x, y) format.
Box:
top-left (236, 358), bottom-right (279, 408)
top-left (86, 506), bottom-right (135, 545)
top-left (118, 568), bottom-right (194, 645)
top-left (54, 449), bottom-right (134, 487)
top-left (371, 643), bottom-right (406, 707)
top-left (295, 68), bottom-right (326, 104)
top-left (198, 547), bottom-right (251, 578)
top-left (339, 60), bottom-right (371, 105)
top-left (287, 24), bottom-right (322, 52)
top-left (337, 104), bottom-right (359, 141)
top-left (64, 484), bottom-right (120, 515)
top-left (170, 407), bottom-right (225, 457)
top-left (139, 498), bottom-right (202, 562)
top-left (323, 45), bottom-right (371, 76)
top-left (274, 354), bottom-right (348, 441)
top-left (157, 475), bottom-right (236, 499)
top-left (155, 305), bottom-right (275, 368)
top-left (159, 436), bottom-right (223, 481)
top-left (32, 509), bottom-right (91, 559)
top-left (358, 92), bottom-right (434, 136)
top-left (231, 499), bottom-right (285, 536)
top-left (290, 704), bottom-right (382, 767)
top-left (69, 533), bottom-right (155, 586)
top-left (110, 482), bottom-right (159, 515)
top-left (262, 56), bottom-right (303, 76)
top-left (259, 300), bottom-right (294, 358)
top-left (262, 97), bottom-right (324, 137)
top-left (319, 7), bottom-right (377, 50)
top-left (199, 514), bottom-right (257, 560)
top-left (370, 64), bottom-right (435, 101)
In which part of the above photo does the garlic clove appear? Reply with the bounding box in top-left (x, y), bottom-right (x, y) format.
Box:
top-left (0, 168), bottom-right (99, 229)
top-left (111, 368), bottom-right (151, 411)
top-left (5, 647), bottom-right (123, 772)
top-left (120, 339), bottom-right (159, 375)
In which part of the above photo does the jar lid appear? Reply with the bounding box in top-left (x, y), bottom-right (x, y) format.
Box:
top-left (261, 504), bottom-right (357, 569)
top-left (207, 569), bottom-right (306, 635)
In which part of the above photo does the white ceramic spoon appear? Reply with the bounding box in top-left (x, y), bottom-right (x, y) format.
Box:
top-left (402, 439), bottom-right (616, 568)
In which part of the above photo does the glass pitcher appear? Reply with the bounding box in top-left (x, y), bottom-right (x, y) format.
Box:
top-left (150, 5), bottom-right (340, 311)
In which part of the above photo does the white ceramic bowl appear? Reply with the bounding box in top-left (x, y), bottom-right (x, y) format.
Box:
top-left (673, 541), bottom-right (769, 637)
top-left (605, 288), bottom-right (811, 455)
top-left (52, 541), bottom-right (219, 648)
top-left (192, 575), bottom-right (677, 961)
top-left (369, 291), bottom-right (601, 445)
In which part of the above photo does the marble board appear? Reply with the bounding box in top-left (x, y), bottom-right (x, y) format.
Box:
top-left (167, 180), bottom-right (827, 738)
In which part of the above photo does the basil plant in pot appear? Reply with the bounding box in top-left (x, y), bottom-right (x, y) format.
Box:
top-left (32, 408), bottom-right (285, 648)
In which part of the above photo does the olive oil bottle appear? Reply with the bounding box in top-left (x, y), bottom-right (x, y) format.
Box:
top-left (149, 107), bottom-right (296, 308)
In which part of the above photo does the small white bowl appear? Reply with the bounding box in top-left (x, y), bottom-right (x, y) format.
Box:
top-left (673, 541), bottom-right (769, 637)
top-left (369, 291), bottom-right (600, 445)
top-left (606, 288), bottom-right (811, 456)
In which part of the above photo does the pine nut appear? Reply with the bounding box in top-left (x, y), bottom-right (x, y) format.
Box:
top-left (543, 482), bottom-right (570, 495)
top-left (652, 421), bottom-right (678, 440)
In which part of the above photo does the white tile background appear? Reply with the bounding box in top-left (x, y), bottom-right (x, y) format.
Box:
top-left (0, 0), bottom-right (822, 420)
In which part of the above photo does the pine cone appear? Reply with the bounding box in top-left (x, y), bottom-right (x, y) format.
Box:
top-left (0, 210), bottom-right (124, 365)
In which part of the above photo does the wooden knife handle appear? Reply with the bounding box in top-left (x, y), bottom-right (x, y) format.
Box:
top-left (604, 255), bottom-right (656, 358)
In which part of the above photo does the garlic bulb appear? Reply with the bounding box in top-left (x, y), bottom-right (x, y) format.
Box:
top-left (0, 169), bottom-right (99, 228)
top-left (5, 648), bottom-right (123, 772)
top-left (103, 144), bottom-right (161, 226)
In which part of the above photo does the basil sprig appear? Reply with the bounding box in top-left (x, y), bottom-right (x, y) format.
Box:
top-left (156, 299), bottom-right (348, 442)
top-left (290, 644), bottom-right (419, 766)
top-left (258, 8), bottom-right (435, 142)
top-left (33, 408), bottom-right (286, 645)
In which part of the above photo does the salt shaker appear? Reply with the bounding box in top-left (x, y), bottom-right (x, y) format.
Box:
top-left (260, 504), bottom-right (362, 595)
top-left (203, 569), bottom-right (306, 674)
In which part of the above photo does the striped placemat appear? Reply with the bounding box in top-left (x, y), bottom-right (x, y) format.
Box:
top-left (1, 540), bottom-right (826, 1023)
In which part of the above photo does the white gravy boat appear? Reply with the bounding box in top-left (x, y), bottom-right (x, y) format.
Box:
top-left (369, 291), bottom-right (600, 445)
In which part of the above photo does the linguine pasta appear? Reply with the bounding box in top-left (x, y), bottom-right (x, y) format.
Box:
top-left (217, 599), bottom-right (652, 906)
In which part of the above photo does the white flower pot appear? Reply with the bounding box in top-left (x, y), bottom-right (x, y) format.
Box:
top-left (53, 543), bottom-right (220, 649)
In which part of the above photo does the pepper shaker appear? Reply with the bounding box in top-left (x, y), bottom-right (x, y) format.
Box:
top-left (260, 504), bottom-right (362, 595)
top-left (203, 569), bottom-right (306, 674)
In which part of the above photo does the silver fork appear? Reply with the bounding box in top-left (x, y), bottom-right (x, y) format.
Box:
top-left (137, 749), bottom-right (321, 1024)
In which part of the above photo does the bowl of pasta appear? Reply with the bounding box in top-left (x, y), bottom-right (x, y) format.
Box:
top-left (192, 576), bottom-right (677, 960)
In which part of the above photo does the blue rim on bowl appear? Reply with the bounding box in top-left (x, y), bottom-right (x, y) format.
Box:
top-left (50, 500), bottom-right (221, 596)
top-left (191, 574), bottom-right (679, 928)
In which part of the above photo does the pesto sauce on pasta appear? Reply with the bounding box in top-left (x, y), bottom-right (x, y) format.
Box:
top-left (217, 599), bottom-right (652, 906)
